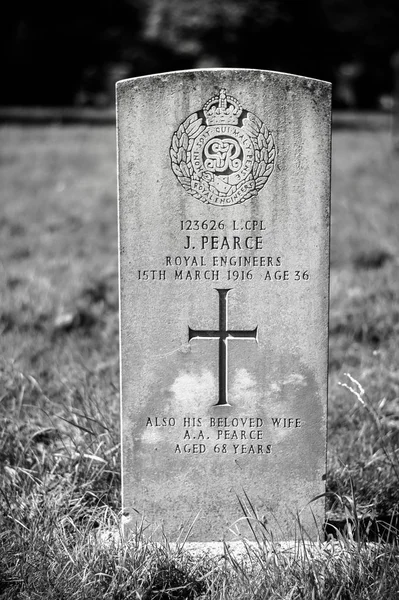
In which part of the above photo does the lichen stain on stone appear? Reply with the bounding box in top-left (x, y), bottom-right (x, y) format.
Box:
top-left (269, 372), bottom-right (307, 394)
top-left (229, 368), bottom-right (261, 408)
top-left (170, 369), bottom-right (216, 412)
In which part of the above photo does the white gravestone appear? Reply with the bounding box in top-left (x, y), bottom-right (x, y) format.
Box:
top-left (117, 69), bottom-right (331, 542)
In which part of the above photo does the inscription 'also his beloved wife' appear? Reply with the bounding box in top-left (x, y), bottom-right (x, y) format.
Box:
top-left (145, 417), bottom-right (301, 428)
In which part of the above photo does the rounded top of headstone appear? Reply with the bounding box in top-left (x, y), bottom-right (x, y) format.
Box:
top-left (116, 68), bottom-right (332, 90)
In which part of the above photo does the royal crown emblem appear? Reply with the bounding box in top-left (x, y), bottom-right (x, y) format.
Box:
top-left (170, 89), bottom-right (276, 206)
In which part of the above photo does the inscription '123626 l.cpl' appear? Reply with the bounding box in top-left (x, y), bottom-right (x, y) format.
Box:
top-left (180, 220), bottom-right (267, 231)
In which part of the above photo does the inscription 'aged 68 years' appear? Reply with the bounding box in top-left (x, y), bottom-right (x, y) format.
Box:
top-left (117, 69), bottom-right (331, 542)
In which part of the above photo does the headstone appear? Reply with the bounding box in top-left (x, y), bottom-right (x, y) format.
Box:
top-left (117, 69), bottom-right (331, 542)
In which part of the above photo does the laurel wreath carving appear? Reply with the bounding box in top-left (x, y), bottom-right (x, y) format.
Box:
top-left (170, 113), bottom-right (204, 201)
top-left (170, 110), bottom-right (276, 205)
top-left (242, 112), bottom-right (276, 192)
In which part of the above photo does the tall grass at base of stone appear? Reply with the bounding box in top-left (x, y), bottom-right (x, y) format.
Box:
top-left (1, 505), bottom-right (216, 599)
top-left (329, 373), bottom-right (399, 542)
top-left (223, 489), bottom-right (399, 600)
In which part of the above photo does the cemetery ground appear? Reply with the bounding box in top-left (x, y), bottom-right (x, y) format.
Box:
top-left (0, 115), bottom-right (398, 598)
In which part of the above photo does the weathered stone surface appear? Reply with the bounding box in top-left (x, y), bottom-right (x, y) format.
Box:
top-left (117, 69), bottom-right (331, 542)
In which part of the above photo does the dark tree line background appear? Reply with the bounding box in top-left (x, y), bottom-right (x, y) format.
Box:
top-left (2, 0), bottom-right (399, 108)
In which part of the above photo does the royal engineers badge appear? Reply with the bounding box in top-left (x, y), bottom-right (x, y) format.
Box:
top-left (170, 89), bottom-right (276, 206)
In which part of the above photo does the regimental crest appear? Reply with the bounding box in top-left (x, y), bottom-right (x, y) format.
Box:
top-left (170, 89), bottom-right (276, 206)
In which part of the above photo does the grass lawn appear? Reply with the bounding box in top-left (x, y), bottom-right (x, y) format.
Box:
top-left (0, 116), bottom-right (399, 598)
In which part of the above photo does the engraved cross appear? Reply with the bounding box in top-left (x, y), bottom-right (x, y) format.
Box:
top-left (188, 288), bottom-right (258, 406)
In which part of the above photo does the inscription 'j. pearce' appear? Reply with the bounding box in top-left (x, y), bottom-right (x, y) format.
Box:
top-left (170, 89), bottom-right (276, 206)
top-left (189, 288), bottom-right (258, 406)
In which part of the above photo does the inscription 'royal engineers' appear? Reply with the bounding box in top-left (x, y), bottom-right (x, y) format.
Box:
top-left (170, 89), bottom-right (276, 206)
